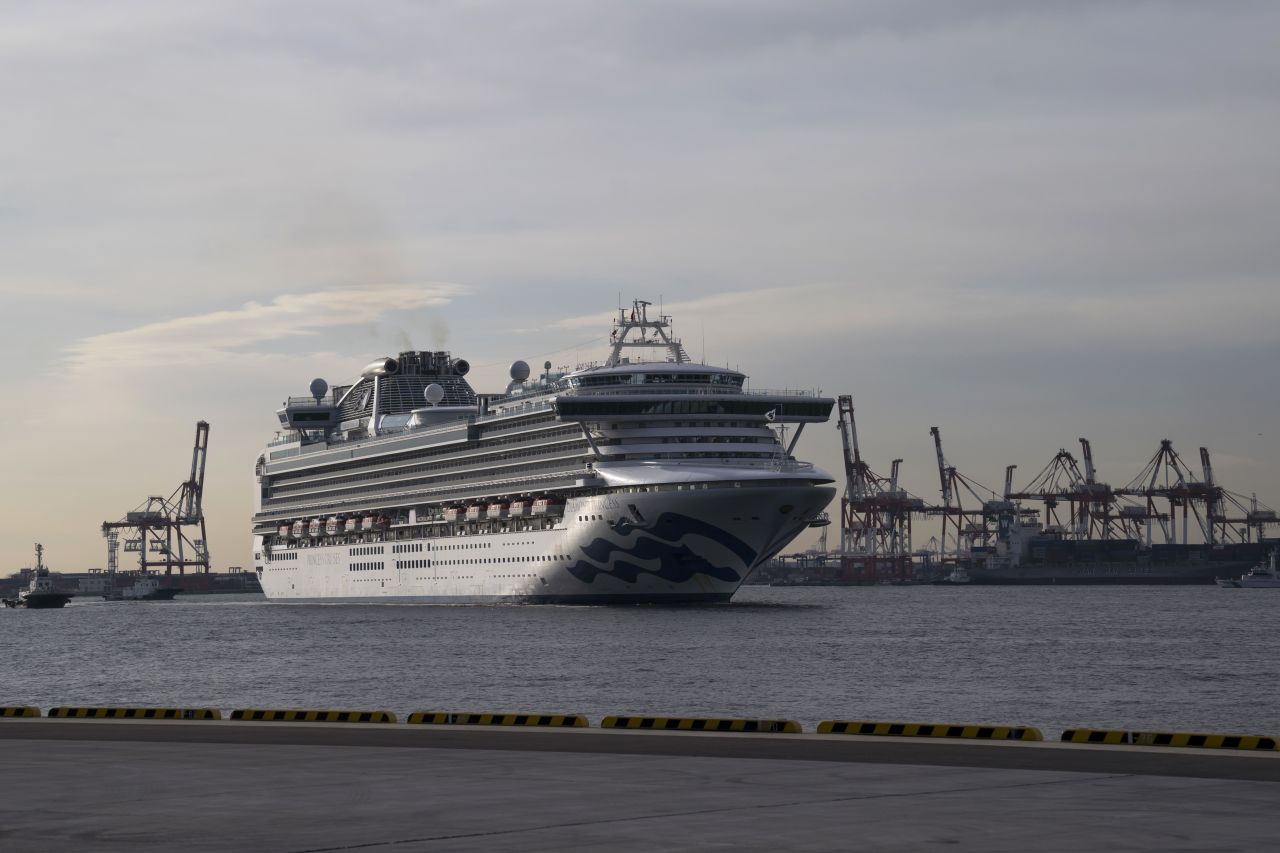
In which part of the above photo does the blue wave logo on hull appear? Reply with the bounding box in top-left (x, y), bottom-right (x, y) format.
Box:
top-left (566, 512), bottom-right (755, 586)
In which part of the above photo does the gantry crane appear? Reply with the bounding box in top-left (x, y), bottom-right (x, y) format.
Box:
top-left (101, 421), bottom-right (211, 575)
top-left (925, 426), bottom-right (1004, 562)
top-left (1006, 438), bottom-right (1119, 539)
top-left (1111, 439), bottom-right (1214, 546)
top-left (835, 396), bottom-right (922, 581)
top-left (1197, 446), bottom-right (1279, 543)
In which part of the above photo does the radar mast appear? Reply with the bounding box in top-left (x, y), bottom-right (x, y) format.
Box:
top-left (607, 299), bottom-right (691, 366)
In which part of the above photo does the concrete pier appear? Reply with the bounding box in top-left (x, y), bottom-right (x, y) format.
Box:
top-left (1, 720), bottom-right (1277, 851)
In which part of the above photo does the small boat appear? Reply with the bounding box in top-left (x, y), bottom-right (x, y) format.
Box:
top-left (1217, 548), bottom-right (1280, 589)
top-left (933, 566), bottom-right (972, 585)
top-left (104, 571), bottom-right (181, 602)
top-left (2, 544), bottom-right (74, 609)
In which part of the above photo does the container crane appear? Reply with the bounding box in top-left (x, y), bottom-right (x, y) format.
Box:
top-left (1006, 438), bottom-right (1118, 539)
top-left (1113, 439), bottom-right (1212, 546)
top-left (1198, 446), bottom-right (1280, 543)
top-left (835, 396), bottom-right (921, 582)
top-left (101, 421), bottom-right (212, 576)
top-left (925, 426), bottom-right (1002, 562)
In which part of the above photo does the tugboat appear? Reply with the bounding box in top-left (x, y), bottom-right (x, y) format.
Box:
top-left (103, 571), bottom-right (181, 601)
top-left (2, 544), bottom-right (74, 609)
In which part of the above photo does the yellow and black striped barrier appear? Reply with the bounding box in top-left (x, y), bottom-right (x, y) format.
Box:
top-left (601, 716), bottom-right (801, 733)
top-left (1133, 731), bottom-right (1277, 751)
top-left (229, 709), bottom-right (396, 723)
top-left (406, 712), bottom-right (588, 727)
top-left (818, 720), bottom-right (1043, 741)
top-left (1061, 729), bottom-right (1133, 744)
top-left (0, 706), bottom-right (40, 718)
top-left (47, 707), bottom-right (222, 720)
top-left (1061, 729), bottom-right (1277, 750)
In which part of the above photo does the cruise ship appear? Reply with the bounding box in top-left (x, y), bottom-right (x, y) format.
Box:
top-left (252, 300), bottom-right (836, 603)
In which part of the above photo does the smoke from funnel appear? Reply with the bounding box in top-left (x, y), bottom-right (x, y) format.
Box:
top-left (428, 315), bottom-right (450, 349)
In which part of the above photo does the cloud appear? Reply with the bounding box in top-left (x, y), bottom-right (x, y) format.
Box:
top-left (3, 1), bottom-right (1280, 572)
top-left (64, 283), bottom-right (463, 371)
top-left (548, 279), bottom-right (1278, 358)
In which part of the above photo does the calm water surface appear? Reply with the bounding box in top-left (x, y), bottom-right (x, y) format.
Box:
top-left (2, 586), bottom-right (1274, 736)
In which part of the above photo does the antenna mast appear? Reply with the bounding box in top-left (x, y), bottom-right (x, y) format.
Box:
top-left (607, 299), bottom-right (691, 366)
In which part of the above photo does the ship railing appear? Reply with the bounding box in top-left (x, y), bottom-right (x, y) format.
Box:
top-left (559, 387), bottom-right (741, 397)
top-left (482, 399), bottom-right (557, 420)
top-left (284, 396), bottom-right (340, 407)
top-left (557, 386), bottom-right (822, 398)
top-left (745, 388), bottom-right (824, 398)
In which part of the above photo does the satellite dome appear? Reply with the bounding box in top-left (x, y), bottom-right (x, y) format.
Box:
top-left (509, 360), bottom-right (530, 382)
top-left (424, 383), bottom-right (445, 405)
top-left (309, 378), bottom-right (328, 401)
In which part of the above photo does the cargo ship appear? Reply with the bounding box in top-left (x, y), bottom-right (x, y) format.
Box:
top-left (962, 516), bottom-right (1274, 585)
top-left (250, 299), bottom-right (837, 603)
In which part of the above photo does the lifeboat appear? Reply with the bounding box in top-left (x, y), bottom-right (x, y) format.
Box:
top-left (307, 519), bottom-right (322, 537)
top-left (277, 524), bottom-right (290, 539)
top-left (531, 497), bottom-right (565, 517)
top-left (290, 521), bottom-right (305, 538)
top-left (486, 502), bottom-right (508, 520)
top-left (344, 517), bottom-right (358, 533)
top-left (443, 506), bottom-right (463, 523)
top-left (361, 516), bottom-right (377, 531)
top-left (325, 517), bottom-right (340, 536)
top-left (508, 500), bottom-right (528, 518)
top-left (465, 505), bottom-right (484, 522)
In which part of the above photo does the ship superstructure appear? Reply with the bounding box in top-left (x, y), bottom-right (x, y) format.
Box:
top-left (252, 300), bottom-right (836, 603)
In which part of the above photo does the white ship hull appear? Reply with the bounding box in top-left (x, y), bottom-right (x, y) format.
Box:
top-left (259, 484), bottom-right (833, 604)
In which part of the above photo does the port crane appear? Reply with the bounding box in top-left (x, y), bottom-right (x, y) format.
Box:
top-left (925, 426), bottom-right (1004, 562)
top-left (835, 396), bottom-right (921, 581)
top-left (1006, 438), bottom-right (1120, 540)
top-left (1198, 446), bottom-right (1279, 544)
top-left (101, 421), bottom-right (211, 575)
top-left (1112, 439), bottom-right (1214, 546)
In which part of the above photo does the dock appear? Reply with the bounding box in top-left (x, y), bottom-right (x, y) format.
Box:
top-left (2, 718), bottom-right (1277, 851)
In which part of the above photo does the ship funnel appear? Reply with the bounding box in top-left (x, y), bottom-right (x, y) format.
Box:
top-left (361, 358), bottom-right (399, 378)
top-left (452, 358), bottom-right (471, 376)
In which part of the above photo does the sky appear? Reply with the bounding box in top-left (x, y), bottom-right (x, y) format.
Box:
top-left (2, 0), bottom-right (1278, 572)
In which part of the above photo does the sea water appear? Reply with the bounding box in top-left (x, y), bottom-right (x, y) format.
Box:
top-left (1, 586), bottom-right (1273, 737)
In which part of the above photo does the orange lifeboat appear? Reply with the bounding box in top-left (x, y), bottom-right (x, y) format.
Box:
top-left (531, 497), bottom-right (565, 517)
